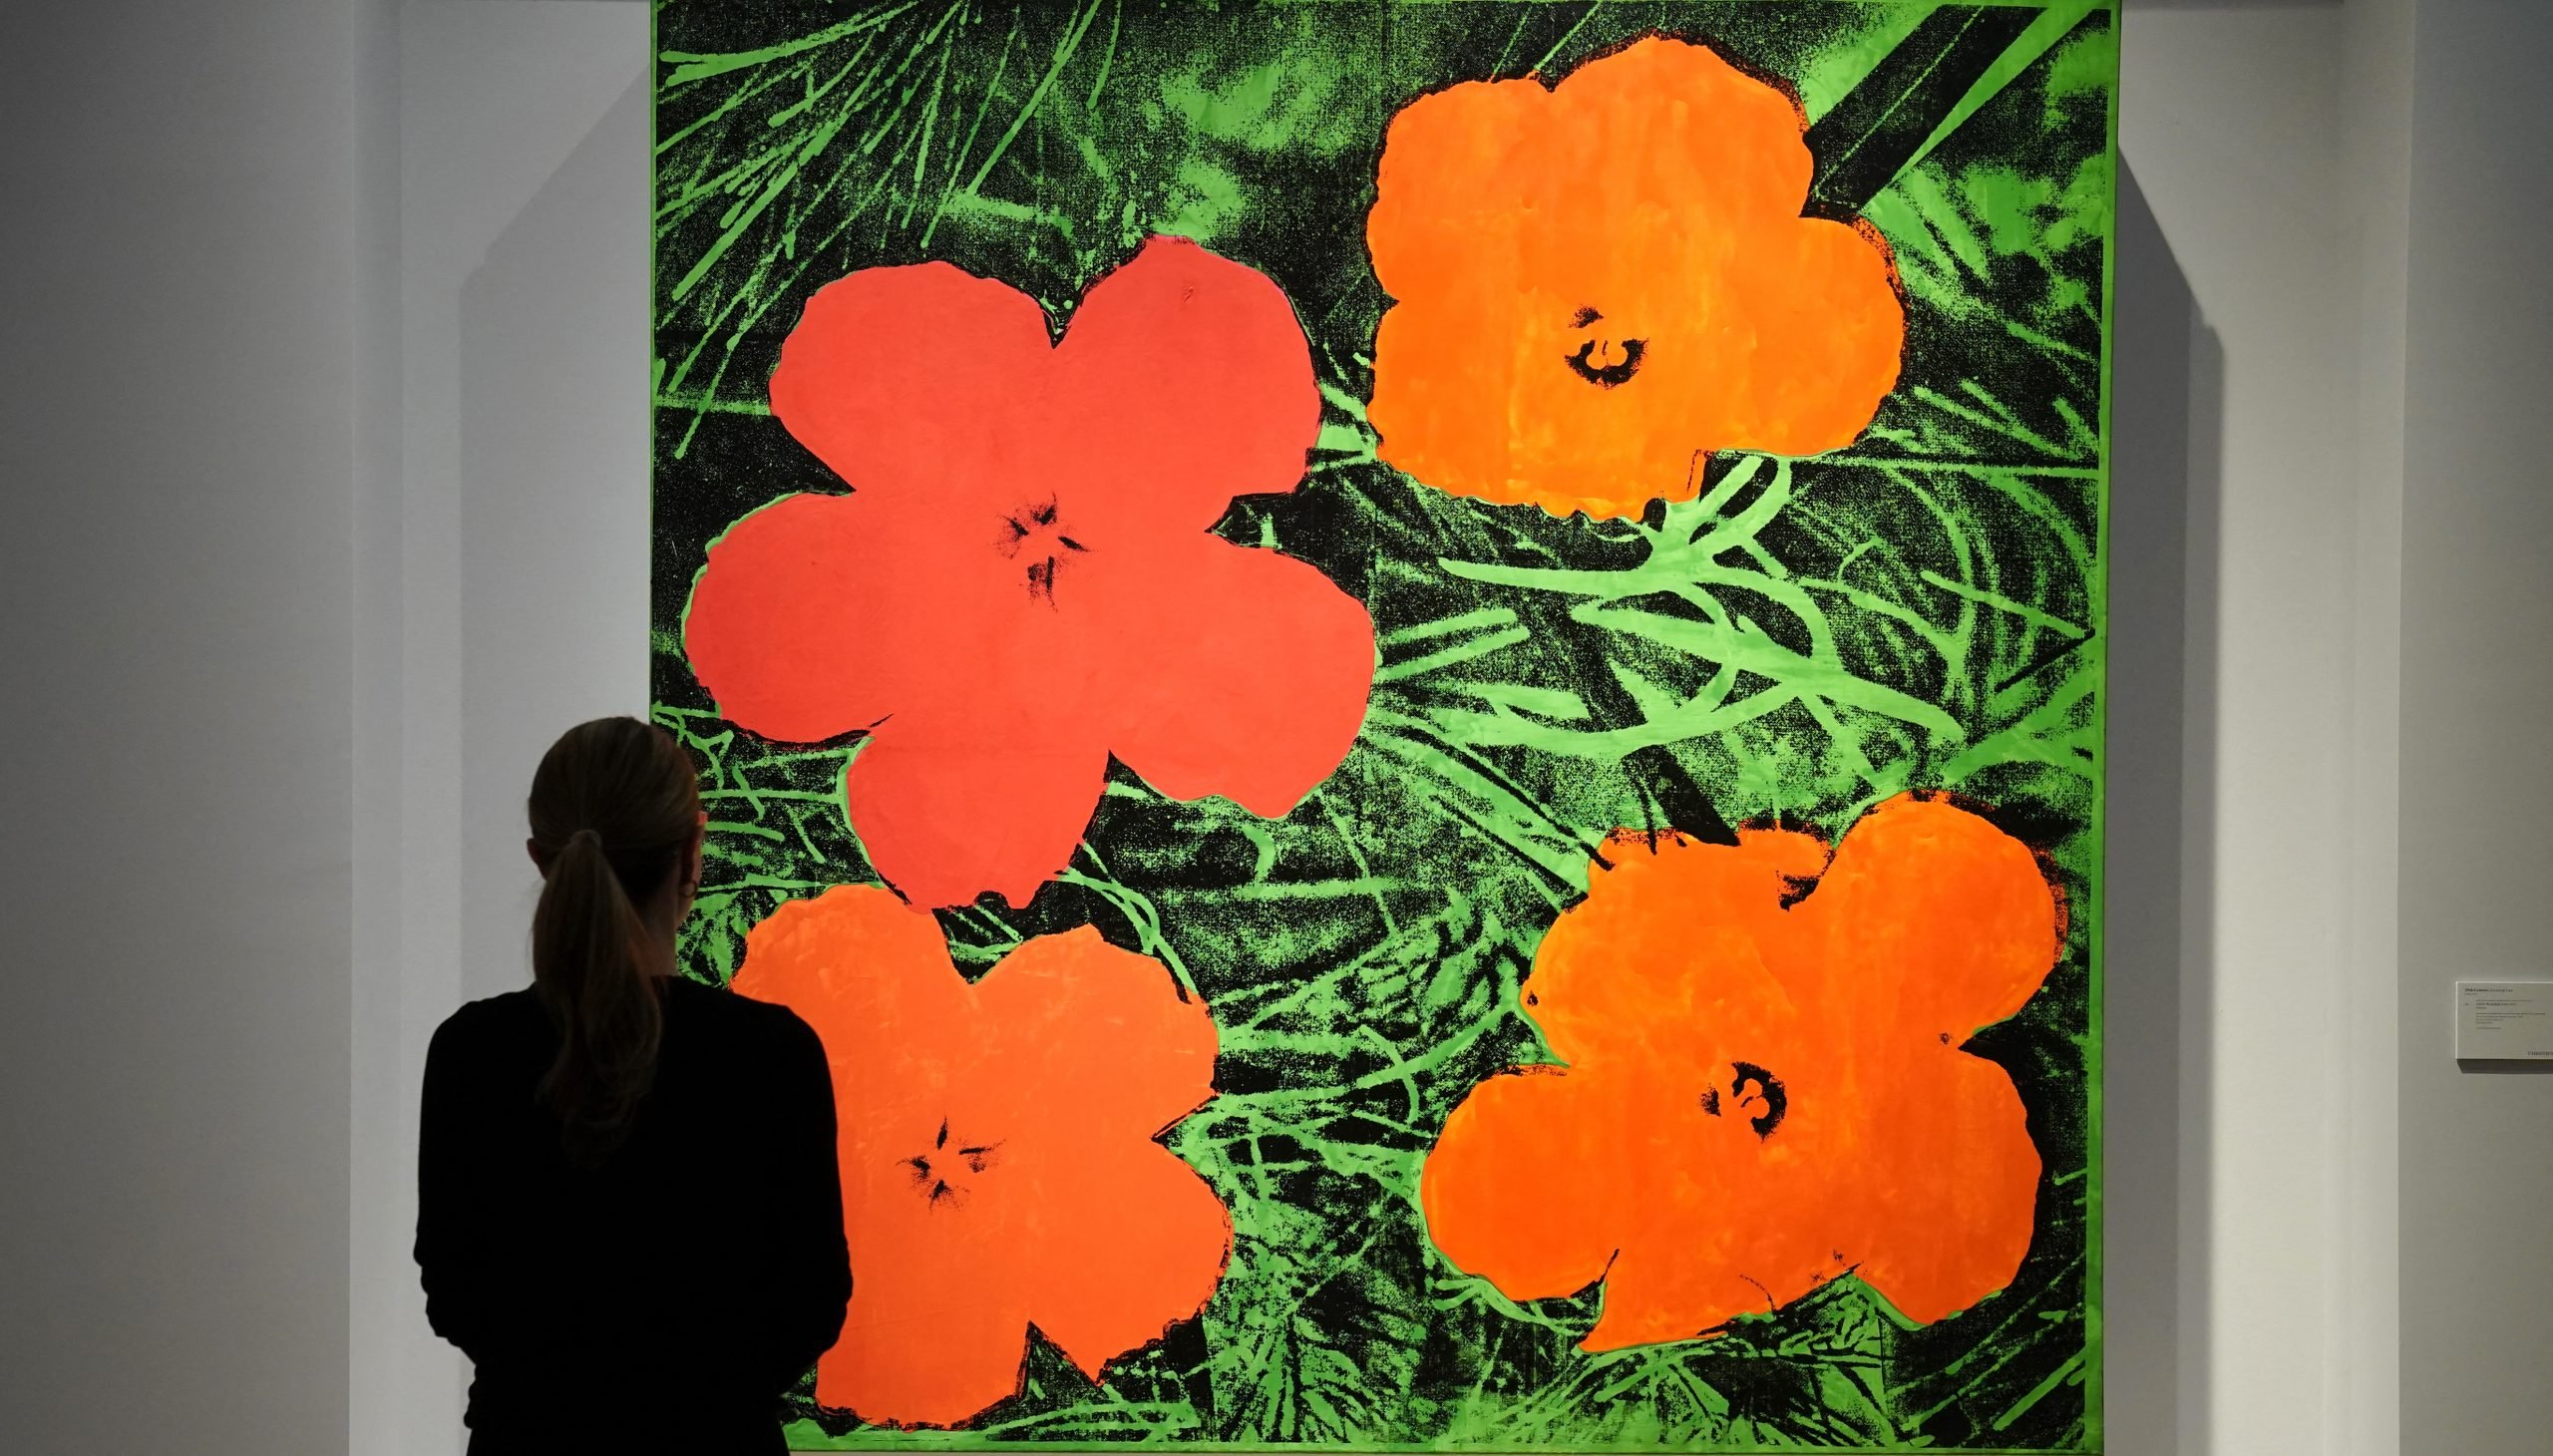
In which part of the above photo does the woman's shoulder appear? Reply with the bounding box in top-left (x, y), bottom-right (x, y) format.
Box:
top-left (667, 976), bottom-right (822, 1051)
top-left (420, 989), bottom-right (552, 1088)
top-left (429, 987), bottom-right (546, 1045)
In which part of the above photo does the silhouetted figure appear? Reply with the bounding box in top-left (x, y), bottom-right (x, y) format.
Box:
top-left (417, 717), bottom-right (850, 1454)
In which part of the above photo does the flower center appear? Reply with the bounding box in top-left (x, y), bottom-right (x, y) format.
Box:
top-left (1563, 306), bottom-right (1646, 389)
top-left (996, 497), bottom-right (1088, 605)
top-left (903, 1117), bottom-right (1001, 1209)
top-left (1698, 1060), bottom-right (1787, 1140)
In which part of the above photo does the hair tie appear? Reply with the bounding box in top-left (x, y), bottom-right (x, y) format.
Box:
top-left (568, 827), bottom-right (602, 851)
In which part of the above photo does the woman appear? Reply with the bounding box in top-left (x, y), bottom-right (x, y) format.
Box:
top-left (416, 717), bottom-right (851, 1453)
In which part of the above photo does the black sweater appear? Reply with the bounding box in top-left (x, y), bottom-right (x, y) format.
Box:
top-left (415, 976), bottom-right (851, 1454)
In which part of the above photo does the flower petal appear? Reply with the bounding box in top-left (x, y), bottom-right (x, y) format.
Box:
top-left (1584, 1055), bottom-right (1883, 1351)
top-left (732, 885), bottom-right (991, 1206)
top-left (771, 260), bottom-right (1058, 509)
top-left (1523, 830), bottom-right (1825, 1066)
top-left (845, 713), bottom-right (1110, 910)
top-left (1799, 794), bottom-right (2061, 1043)
top-left (1582, 1241), bottom-right (1795, 1354)
top-left (730, 885), bottom-right (970, 1087)
top-left (971, 925), bottom-right (1218, 1142)
top-left (818, 1169), bottom-right (1034, 1427)
top-left (683, 492), bottom-right (927, 743)
top-left (1843, 1050), bottom-right (2041, 1324)
top-left (1015, 1138), bottom-right (1233, 1379)
top-left (1709, 218), bottom-right (1908, 457)
top-left (735, 888), bottom-right (1038, 1425)
top-left (1046, 235), bottom-right (1321, 540)
top-left (1421, 1067), bottom-right (1637, 1303)
top-left (1077, 535), bottom-right (1373, 817)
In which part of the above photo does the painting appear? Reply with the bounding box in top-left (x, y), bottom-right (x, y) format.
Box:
top-left (651, 3), bottom-right (2113, 1450)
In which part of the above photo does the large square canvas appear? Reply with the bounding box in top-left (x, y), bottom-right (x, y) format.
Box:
top-left (650, 3), bottom-right (2114, 1450)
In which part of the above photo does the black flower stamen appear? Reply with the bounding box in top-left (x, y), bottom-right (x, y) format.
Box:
top-left (906, 1120), bottom-right (999, 1209)
top-left (1001, 500), bottom-right (1090, 605)
top-left (1565, 336), bottom-right (1646, 388)
top-left (1728, 1060), bottom-right (1787, 1140)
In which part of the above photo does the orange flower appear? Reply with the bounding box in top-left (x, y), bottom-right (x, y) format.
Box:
top-left (1420, 794), bottom-right (2057, 1351)
top-left (733, 887), bottom-right (1231, 1426)
top-left (1367, 36), bottom-right (1905, 518)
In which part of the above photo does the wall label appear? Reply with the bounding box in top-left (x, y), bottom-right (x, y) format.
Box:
top-left (2455, 981), bottom-right (2553, 1060)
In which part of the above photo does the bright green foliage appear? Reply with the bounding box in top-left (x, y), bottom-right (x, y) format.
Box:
top-left (651, 3), bottom-right (2113, 1451)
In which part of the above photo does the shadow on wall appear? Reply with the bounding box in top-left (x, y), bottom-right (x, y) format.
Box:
top-left (457, 75), bottom-right (653, 1006)
top-left (2105, 159), bottom-right (2222, 1456)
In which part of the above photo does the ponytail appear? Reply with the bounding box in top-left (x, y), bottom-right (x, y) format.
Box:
top-left (525, 719), bottom-right (701, 1168)
top-left (531, 826), bottom-right (663, 1165)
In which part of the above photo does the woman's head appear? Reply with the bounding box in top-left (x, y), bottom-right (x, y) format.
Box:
top-left (525, 716), bottom-right (702, 1166)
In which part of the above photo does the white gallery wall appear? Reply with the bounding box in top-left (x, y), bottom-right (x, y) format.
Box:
top-left (2115, 3), bottom-right (2408, 1452)
top-left (0, 1), bottom-right (391, 1451)
top-left (3, 2), bottom-right (2546, 1454)
top-left (2395, 2), bottom-right (2553, 1452)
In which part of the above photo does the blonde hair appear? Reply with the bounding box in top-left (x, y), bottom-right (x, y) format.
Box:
top-left (525, 717), bottom-right (700, 1167)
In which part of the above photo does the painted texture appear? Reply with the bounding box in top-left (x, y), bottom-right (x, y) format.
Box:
top-left (652, 3), bottom-right (2114, 1450)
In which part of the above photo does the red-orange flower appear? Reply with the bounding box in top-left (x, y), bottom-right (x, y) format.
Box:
top-left (684, 235), bottom-right (1375, 910)
top-left (1421, 794), bottom-right (2057, 1350)
top-left (733, 887), bottom-right (1230, 1426)
top-left (1367, 36), bottom-right (1905, 518)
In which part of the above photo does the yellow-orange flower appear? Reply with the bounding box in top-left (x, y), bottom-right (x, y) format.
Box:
top-left (1367, 36), bottom-right (1905, 518)
top-left (1421, 795), bottom-right (2057, 1350)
